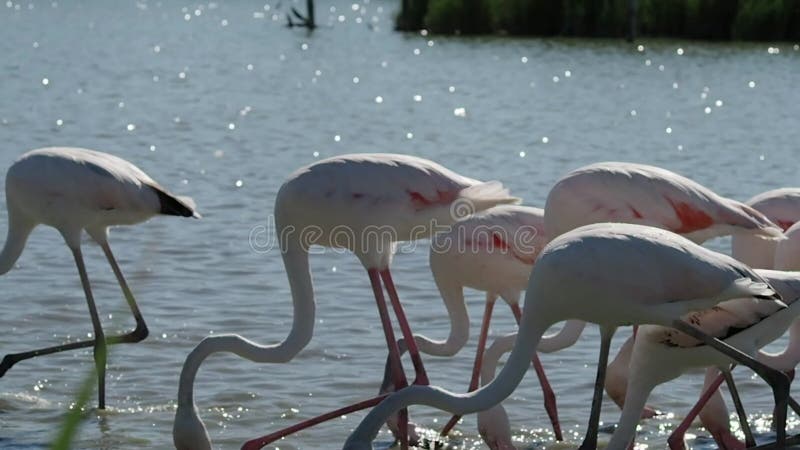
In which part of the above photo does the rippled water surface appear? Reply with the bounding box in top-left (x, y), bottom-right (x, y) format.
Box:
top-left (1, 1), bottom-right (799, 449)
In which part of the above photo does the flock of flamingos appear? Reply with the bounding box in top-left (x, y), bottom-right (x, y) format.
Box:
top-left (2, 146), bottom-right (800, 450)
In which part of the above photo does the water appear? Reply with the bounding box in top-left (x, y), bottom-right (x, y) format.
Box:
top-left (0, 1), bottom-right (799, 449)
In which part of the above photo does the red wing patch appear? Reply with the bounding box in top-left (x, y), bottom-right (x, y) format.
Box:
top-left (777, 219), bottom-right (795, 231)
top-left (666, 198), bottom-right (714, 233)
top-left (407, 189), bottom-right (458, 210)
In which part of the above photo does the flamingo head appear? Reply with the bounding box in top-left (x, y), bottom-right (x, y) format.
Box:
top-left (385, 412), bottom-right (421, 447)
top-left (173, 404), bottom-right (212, 450)
top-left (478, 404), bottom-right (517, 450)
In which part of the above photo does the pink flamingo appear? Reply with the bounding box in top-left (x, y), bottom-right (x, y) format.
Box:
top-left (172, 153), bottom-right (518, 450)
top-left (0, 147), bottom-right (197, 409)
top-left (341, 223), bottom-right (793, 450)
top-left (408, 204), bottom-right (578, 439)
top-left (732, 188), bottom-right (800, 268)
top-left (545, 163), bottom-right (783, 243)
top-left (456, 162), bottom-right (781, 448)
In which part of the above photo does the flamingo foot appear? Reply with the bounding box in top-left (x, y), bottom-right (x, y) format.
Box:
top-left (710, 429), bottom-right (746, 450)
top-left (640, 404), bottom-right (662, 419)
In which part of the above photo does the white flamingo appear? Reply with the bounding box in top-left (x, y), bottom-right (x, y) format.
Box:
top-left (608, 268), bottom-right (800, 450)
top-left (173, 153), bottom-right (518, 450)
top-left (0, 147), bottom-right (197, 409)
top-left (732, 188), bottom-right (800, 268)
top-left (663, 220), bottom-right (800, 449)
top-left (341, 223), bottom-right (793, 450)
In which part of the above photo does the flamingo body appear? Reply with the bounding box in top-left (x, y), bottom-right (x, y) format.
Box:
top-left (608, 269), bottom-right (800, 449)
top-left (545, 162), bottom-right (782, 243)
top-left (0, 147), bottom-right (196, 409)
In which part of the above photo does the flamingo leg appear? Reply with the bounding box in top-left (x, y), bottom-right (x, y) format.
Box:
top-left (0, 244), bottom-right (148, 377)
top-left (440, 295), bottom-right (497, 437)
top-left (579, 325), bottom-right (616, 450)
top-left (670, 319), bottom-right (792, 449)
top-left (380, 269), bottom-right (429, 386)
top-left (511, 303), bottom-right (564, 441)
top-left (667, 371), bottom-right (726, 450)
top-left (71, 246), bottom-right (107, 409)
top-left (367, 268), bottom-right (409, 450)
top-left (722, 367), bottom-right (756, 447)
top-left (241, 394), bottom-right (388, 450)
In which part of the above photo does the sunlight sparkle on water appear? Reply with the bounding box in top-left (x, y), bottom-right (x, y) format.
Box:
top-left (375, 96), bottom-right (383, 104)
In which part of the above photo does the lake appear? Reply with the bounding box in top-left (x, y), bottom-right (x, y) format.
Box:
top-left (0, 1), bottom-right (799, 449)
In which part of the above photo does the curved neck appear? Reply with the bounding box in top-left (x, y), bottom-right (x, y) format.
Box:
top-left (480, 333), bottom-right (517, 386)
top-left (758, 318), bottom-right (800, 370)
top-left (0, 205), bottom-right (33, 275)
top-left (606, 347), bottom-right (658, 450)
top-left (411, 276), bottom-right (469, 357)
top-left (177, 243), bottom-right (315, 407)
top-left (344, 302), bottom-right (554, 447)
top-left (537, 320), bottom-right (586, 353)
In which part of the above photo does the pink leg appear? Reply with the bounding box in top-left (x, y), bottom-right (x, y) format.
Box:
top-left (380, 269), bottom-right (429, 386)
top-left (241, 394), bottom-right (388, 450)
top-left (668, 372), bottom-right (726, 450)
top-left (440, 297), bottom-right (497, 437)
top-left (511, 303), bottom-right (563, 441)
top-left (368, 269), bottom-right (409, 450)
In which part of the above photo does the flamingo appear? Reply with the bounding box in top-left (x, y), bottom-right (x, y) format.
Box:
top-left (340, 223), bottom-right (793, 450)
top-left (662, 220), bottom-right (800, 449)
top-left (607, 268), bottom-right (800, 450)
top-left (545, 162), bottom-right (784, 243)
top-left (0, 147), bottom-right (197, 409)
top-left (172, 153), bottom-right (518, 450)
top-left (732, 188), bottom-right (800, 268)
top-left (378, 204), bottom-right (576, 440)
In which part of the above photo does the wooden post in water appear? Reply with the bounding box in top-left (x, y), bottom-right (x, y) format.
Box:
top-left (306, 0), bottom-right (315, 29)
top-left (626, 0), bottom-right (637, 42)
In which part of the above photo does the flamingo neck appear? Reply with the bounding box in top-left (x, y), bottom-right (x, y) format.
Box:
top-left (606, 353), bottom-right (658, 449)
top-left (0, 205), bottom-right (32, 275)
top-left (411, 276), bottom-right (469, 356)
top-left (177, 243), bottom-right (315, 407)
top-left (537, 320), bottom-right (586, 353)
top-left (758, 318), bottom-right (800, 370)
top-left (344, 304), bottom-right (554, 447)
